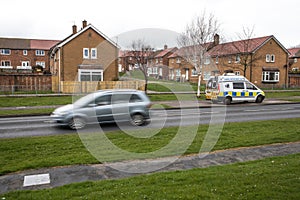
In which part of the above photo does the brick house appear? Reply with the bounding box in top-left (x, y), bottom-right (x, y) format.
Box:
top-left (147, 45), bottom-right (177, 80)
top-left (50, 20), bottom-right (119, 86)
top-left (0, 38), bottom-right (59, 91)
top-left (168, 35), bottom-right (290, 88)
top-left (0, 37), bottom-right (59, 73)
top-left (209, 35), bottom-right (290, 88)
top-left (288, 47), bottom-right (300, 87)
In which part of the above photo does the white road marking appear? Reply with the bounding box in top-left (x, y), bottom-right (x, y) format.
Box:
top-left (23, 173), bottom-right (50, 187)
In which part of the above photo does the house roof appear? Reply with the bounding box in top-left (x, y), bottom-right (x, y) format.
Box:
top-left (54, 24), bottom-right (119, 49)
top-left (169, 35), bottom-right (289, 58)
top-left (288, 48), bottom-right (300, 58)
top-left (0, 37), bottom-right (59, 50)
top-left (154, 47), bottom-right (178, 58)
top-left (30, 39), bottom-right (60, 50)
top-left (208, 35), bottom-right (275, 56)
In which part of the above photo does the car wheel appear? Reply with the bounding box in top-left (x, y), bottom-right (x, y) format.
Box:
top-left (69, 117), bottom-right (86, 130)
top-left (256, 95), bottom-right (264, 103)
top-left (224, 97), bottom-right (232, 105)
top-left (131, 114), bottom-right (145, 126)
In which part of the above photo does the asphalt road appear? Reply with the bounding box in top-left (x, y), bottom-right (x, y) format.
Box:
top-left (0, 103), bottom-right (300, 138)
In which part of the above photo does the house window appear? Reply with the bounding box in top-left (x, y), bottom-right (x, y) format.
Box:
top-left (266, 54), bottom-right (275, 63)
top-left (36, 50), bottom-right (45, 56)
top-left (22, 61), bottom-right (30, 66)
top-left (235, 54), bottom-right (241, 63)
top-left (294, 58), bottom-right (297, 63)
top-left (270, 54), bottom-right (275, 62)
top-left (79, 69), bottom-right (103, 81)
top-left (228, 56), bottom-right (232, 64)
top-left (1, 60), bottom-right (11, 66)
top-left (36, 61), bottom-right (46, 68)
top-left (176, 69), bottom-right (181, 77)
top-left (147, 67), bottom-right (152, 75)
top-left (176, 58), bottom-right (181, 63)
top-left (23, 50), bottom-right (27, 55)
top-left (204, 57), bottom-right (210, 65)
top-left (235, 71), bottom-right (240, 76)
top-left (153, 67), bottom-right (158, 74)
top-left (215, 56), bottom-right (219, 64)
top-left (262, 71), bottom-right (279, 82)
top-left (191, 68), bottom-right (198, 76)
top-left (83, 48), bottom-right (89, 59)
top-left (1, 49), bottom-right (11, 55)
top-left (91, 48), bottom-right (97, 59)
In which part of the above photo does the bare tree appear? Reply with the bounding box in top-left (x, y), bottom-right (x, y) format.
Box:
top-left (130, 39), bottom-right (154, 93)
top-left (177, 11), bottom-right (220, 97)
top-left (231, 26), bottom-right (260, 80)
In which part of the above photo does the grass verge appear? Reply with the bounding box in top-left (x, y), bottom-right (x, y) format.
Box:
top-left (3, 153), bottom-right (300, 199)
top-left (0, 118), bottom-right (300, 175)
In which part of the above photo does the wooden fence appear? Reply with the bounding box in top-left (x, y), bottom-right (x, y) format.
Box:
top-left (52, 77), bottom-right (145, 93)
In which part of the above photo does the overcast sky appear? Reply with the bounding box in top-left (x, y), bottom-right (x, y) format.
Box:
top-left (1, 0), bottom-right (299, 49)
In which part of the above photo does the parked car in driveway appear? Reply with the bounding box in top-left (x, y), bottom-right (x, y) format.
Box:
top-left (51, 89), bottom-right (151, 129)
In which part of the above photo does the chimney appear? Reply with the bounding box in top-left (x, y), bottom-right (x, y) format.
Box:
top-left (82, 20), bottom-right (87, 28)
top-left (164, 44), bottom-right (168, 49)
top-left (72, 25), bottom-right (77, 34)
top-left (214, 34), bottom-right (220, 46)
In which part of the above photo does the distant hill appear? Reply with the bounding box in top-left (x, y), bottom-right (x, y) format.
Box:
top-left (113, 28), bottom-right (180, 50)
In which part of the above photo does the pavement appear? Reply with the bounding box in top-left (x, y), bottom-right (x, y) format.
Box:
top-left (0, 97), bottom-right (299, 194)
top-left (0, 141), bottom-right (299, 194)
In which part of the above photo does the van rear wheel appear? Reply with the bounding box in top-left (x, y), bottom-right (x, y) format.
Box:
top-left (224, 97), bottom-right (232, 105)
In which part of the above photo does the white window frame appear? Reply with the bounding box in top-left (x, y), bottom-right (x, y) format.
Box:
top-left (1, 49), bottom-right (11, 55)
top-left (204, 57), bottom-right (210, 65)
top-left (91, 48), bottom-right (97, 59)
top-left (191, 68), bottom-right (198, 76)
top-left (235, 71), bottom-right (240, 76)
top-left (22, 61), bottom-right (30, 66)
top-left (235, 54), bottom-right (241, 63)
top-left (23, 50), bottom-right (27, 55)
top-left (153, 67), bottom-right (158, 74)
top-left (270, 54), bottom-right (275, 62)
top-left (36, 61), bottom-right (46, 68)
top-left (78, 69), bottom-right (104, 82)
top-left (35, 50), bottom-right (45, 56)
top-left (83, 48), bottom-right (89, 59)
top-left (0, 60), bottom-right (11, 67)
top-left (176, 69), bottom-right (181, 77)
top-left (262, 71), bottom-right (280, 82)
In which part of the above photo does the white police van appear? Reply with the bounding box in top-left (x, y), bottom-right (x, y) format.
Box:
top-left (205, 73), bottom-right (265, 105)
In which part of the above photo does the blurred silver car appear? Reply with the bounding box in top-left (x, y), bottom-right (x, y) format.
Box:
top-left (51, 89), bottom-right (151, 129)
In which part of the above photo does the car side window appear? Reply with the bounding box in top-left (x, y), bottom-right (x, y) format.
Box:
top-left (129, 94), bottom-right (143, 102)
top-left (95, 95), bottom-right (112, 106)
top-left (246, 82), bottom-right (257, 90)
top-left (233, 82), bottom-right (245, 89)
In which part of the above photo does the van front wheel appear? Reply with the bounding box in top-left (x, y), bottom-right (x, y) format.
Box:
top-left (256, 95), bottom-right (264, 103)
top-left (224, 97), bottom-right (232, 105)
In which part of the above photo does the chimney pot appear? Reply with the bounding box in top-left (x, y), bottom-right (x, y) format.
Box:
top-left (82, 20), bottom-right (87, 28)
top-left (72, 25), bottom-right (77, 34)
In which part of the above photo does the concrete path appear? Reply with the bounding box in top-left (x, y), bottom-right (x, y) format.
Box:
top-left (1, 141), bottom-right (299, 194)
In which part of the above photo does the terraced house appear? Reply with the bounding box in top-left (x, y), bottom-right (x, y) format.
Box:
top-left (0, 37), bottom-right (59, 90)
top-left (167, 35), bottom-right (290, 88)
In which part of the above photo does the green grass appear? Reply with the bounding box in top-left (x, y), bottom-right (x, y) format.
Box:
top-left (0, 118), bottom-right (300, 175)
top-left (0, 96), bottom-right (72, 107)
top-left (4, 153), bottom-right (300, 199)
top-left (0, 108), bottom-right (54, 116)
